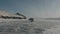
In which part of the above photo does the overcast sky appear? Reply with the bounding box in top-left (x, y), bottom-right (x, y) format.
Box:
top-left (0, 0), bottom-right (60, 18)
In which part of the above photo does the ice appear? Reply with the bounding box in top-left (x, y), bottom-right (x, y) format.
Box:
top-left (0, 18), bottom-right (60, 34)
top-left (0, 19), bottom-right (45, 34)
top-left (43, 25), bottom-right (60, 34)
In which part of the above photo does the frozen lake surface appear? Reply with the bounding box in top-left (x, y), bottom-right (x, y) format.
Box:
top-left (0, 18), bottom-right (60, 34)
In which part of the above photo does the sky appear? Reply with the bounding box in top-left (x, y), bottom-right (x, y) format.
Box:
top-left (0, 0), bottom-right (60, 18)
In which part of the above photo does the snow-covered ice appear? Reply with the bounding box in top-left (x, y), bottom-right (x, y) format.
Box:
top-left (0, 18), bottom-right (60, 34)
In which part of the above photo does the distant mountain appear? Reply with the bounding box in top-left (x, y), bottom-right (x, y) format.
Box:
top-left (0, 11), bottom-right (26, 19)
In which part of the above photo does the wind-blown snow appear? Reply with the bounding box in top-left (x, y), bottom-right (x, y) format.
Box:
top-left (0, 18), bottom-right (60, 34)
top-left (43, 25), bottom-right (60, 34)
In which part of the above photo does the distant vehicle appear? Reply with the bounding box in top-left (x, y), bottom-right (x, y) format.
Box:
top-left (28, 18), bottom-right (34, 22)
